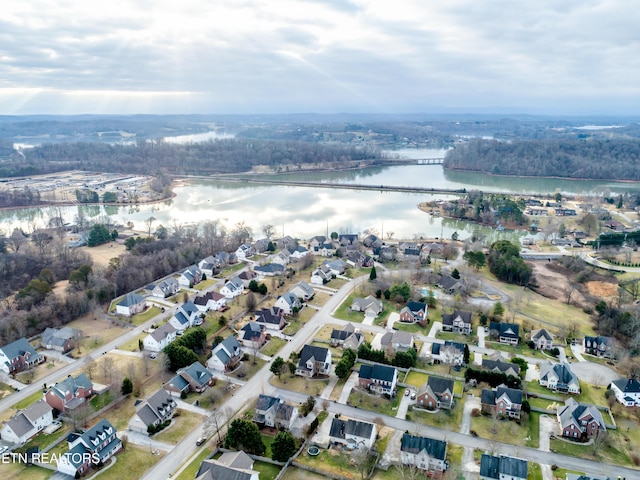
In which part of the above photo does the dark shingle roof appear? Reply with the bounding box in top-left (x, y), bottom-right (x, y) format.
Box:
top-left (329, 418), bottom-right (374, 440)
top-left (427, 376), bottom-right (454, 394)
top-left (400, 433), bottom-right (446, 460)
top-left (359, 364), bottom-right (397, 382)
top-left (612, 378), bottom-right (640, 393)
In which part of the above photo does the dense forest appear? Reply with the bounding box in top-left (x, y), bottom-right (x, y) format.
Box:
top-left (444, 138), bottom-right (640, 181)
top-left (7, 139), bottom-right (382, 177)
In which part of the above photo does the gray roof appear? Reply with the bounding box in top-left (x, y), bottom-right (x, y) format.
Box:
top-left (256, 394), bottom-right (280, 412)
top-left (298, 344), bottom-right (329, 369)
top-left (150, 323), bottom-right (176, 342)
top-left (557, 398), bottom-right (605, 431)
top-left (1, 337), bottom-right (42, 362)
top-left (540, 361), bottom-right (578, 389)
top-left (178, 361), bottom-right (213, 387)
top-left (241, 322), bottom-right (265, 341)
top-left (400, 433), bottom-right (447, 461)
top-left (481, 359), bottom-right (520, 375)
top-left (427, 376), bottom-right (454, 395)
top-left (118, 292), bottom-right (146, 307)
top-left (480, 455), bottom-right (527, 479)
top-left (196, 459), bottom-right (256, 480)
top-left (165, 374), bottom-right (189, 392)
top-left (329, 418), bottom-right (375, 440)
top-left (41, 327), bottom-right (81, 346)
top-left (255, 307), bottom-right (284, 325)
top-left (531, 328), bottom-right (553, 341)
top-left (490, 322), bottom-right (520, 339)
top-left (5, 411), bottom-right (35, 437)
top-left (442, 310), bottom-right (472, 326)
top-left (50, 373), bottom-right (93, 399)
top-left (612, 378), bottom-right (640, 393)
top-left (359, 364), bottom-right (397, 383)
top-left (254, 263), bottom-right (285, 274)
top-left (481, 386), bottom-right (523, 405)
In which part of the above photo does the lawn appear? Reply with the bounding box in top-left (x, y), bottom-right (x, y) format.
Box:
top-left (295, 448), bottom-right (365, 480)
top-left (261, 337), bottom-right (288, 357)
top-left (261, 432), bottom-right (276, 458)
top-left (333, 293), bottom-right (368, 323)
top-left (0, 463), bottom-right (53, 480)
top-left (15, 423), bottom-right (70, 454)
top-left (254, 461), bottom-right (282, 480)
top-left (409, 397), bottom-right (464, 430)
top-left (131, 306), bottom-right (162, 325)
top-left (283, 307), bottom-right (317, 335)
top-left (12, 390), bottom-right (44, 411)
top-left (118, 332), bottom-right (146, 352)
top-left (347, 388), bottom-right (405, 417)
top-left (175, 449), bottom-right (211, 480)
top-left (528, 462), bottom-right (543, 480)
top-left (101, 445), bottom-right (162, 479)
top-left (471, 412), bottom-right (539, 448)
top-left (193, 278), bottom-right (216, 291)
top-left (271, 375), bottom-right (329, 396)
top-left (393, 321), bottom-right (431, 334)
top-left (230, 358), bottom-right (267, 381)
top-left (550, 430), bottom-right (633, 467)
top-left (280, 466), bottom-right (326, 480)
top-left (404, 370), bottom-right (429, 388)
top-left (153, 410), bottom-right (205, 444)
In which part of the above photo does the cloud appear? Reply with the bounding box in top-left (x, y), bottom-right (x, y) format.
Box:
top-left (1, 0), bottom-right (639, 114)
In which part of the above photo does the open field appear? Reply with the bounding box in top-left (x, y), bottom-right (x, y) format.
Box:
top-left (66, 313), bottom-right (128, 356)
top-left (261, 337), bottom-right (288, 357)
top-left (0, 463), bottom-right (53, 480)
top-left (270, 375), bottom-right (329, 396)
top-left (470, 411), bottom-right (540, 448)
top-left (80, 241), bottom-right (127, 267)
top-left (347, 387), bottom-right (405, 417)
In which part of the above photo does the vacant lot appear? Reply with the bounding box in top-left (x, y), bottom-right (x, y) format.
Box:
top-left (80, 241), bottom-right (127, 267)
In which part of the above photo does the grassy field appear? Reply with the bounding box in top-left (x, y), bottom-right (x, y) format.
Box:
top-left (347, 387), bottom-right (405, 416)
top-left (410, 397), bottom-right (464, 430)
top-left (404, 370), bottom-right (429, 388)
top-left (471, 411), bottom-right (539, 448)
top-left (193, 278), bottom-right (216, 291)
top-left (101, 445), bottom-right (162, 479)
top-left (0, 463), bottom-right (53, 480)
top-left (254, 461), bottom-right (282, 480)
top-left (270, 375), bottom-right (329, 396)
top-left (174, 449), bottom-right (212, 480)
top-left (261, 337), bottom-right (288, 357)
top-left (280, 466), bottom-right (326, 480)
top-left (131, 306), bottom-right (162, 325)
top-left (153, 410), bottom-right (205, 444)
top-left (230, 358), bottom-right (267, 381)
top-left (283, 307), bottom-right (317, 335)
top-left (295, 448), bottom-right (365, 480)
top-left (550, 430), bottom-right (633, 467)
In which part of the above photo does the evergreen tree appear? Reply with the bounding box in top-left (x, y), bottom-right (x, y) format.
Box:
top-left (369, 266), bottom-right (377, 281)
top-left (271, 431), bottom-right (297, 462)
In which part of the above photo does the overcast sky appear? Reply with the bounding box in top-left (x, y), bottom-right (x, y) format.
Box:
top-left (1, 0), bottom-right (638, 115)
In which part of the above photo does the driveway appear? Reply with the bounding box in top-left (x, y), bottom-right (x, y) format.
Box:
top-left (395, 391), bottom-right (412, 420)
top-left (460, 395), bottom-right (480, 479)
top-left (570, 343), bottom-right (587, 362)
top-left (477, 326), bottom-right (486, 349)
top-left (427, 321), bottom-right (442, 338)
top-left (539, 415), bottom-right (559, 480)
top-left (570, 361), bottom-right (621, 386)
top-left (387, 312), bottom-right (400, 330)
top-left (338, 371), bottom-right (359, 404)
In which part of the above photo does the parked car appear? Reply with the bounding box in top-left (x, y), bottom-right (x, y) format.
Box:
top-left (404, 389), bottom-right (410, 397)
top-left (196, 437), bottom-right (206, 446)
top-left (410, 391), bottom-right (416, 400)
top-left (150, 353), bottom-right (157, 359)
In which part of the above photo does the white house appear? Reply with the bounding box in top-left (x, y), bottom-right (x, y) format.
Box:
top-left (400, 433), bottom-right (448, 475)
top-left (289, 281), bottom-right (315, 301)
top-left (539, 361), bottom-right (580, 394)
top-left (207, 335), bottom-right (243, 372)
top-left (193, 291), bottom-right (227, 312)
top-left (0, 337), bottom-right (45, 374)
top-left (1, 400), bottom-right (53, 444)
top-left (271, 249), bottom-right (291, 266)
top-left (178, 265), bottom-right (203, 287)
top-left (329, 418), bottom-right (377, 450)
top-left (274, 291), bottom-right (302, 315)
top-left (288, 245), bottom-right (310, 259)
top-left (115, 293), bottom-right (147, 317)
top-left (295, 344), bottom-right (332, 377)
top-left (220, 277), bottom-right (245, 299)
top-left (168, 301), bottom-right (201, 332)
top-left (128, 389), bottom-right (177, 434)
top-left (143, 323), bottom-right (177, 352)
top-left (610, 378), bottom-right (640, 407)
top-left (195, 451), bottom-right (259, 480)
top-left (310, 265), bottom-right (333, 285)
top-left (152, 278), bottom-right (180, 298)
top-left (235, 243), bottom-right (253, 261)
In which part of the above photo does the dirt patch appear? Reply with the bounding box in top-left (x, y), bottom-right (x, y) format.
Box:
top-left (79, 242), bottom-right (127, 268)
top-left (585, 281), bottom-right (618, 299)
top-left (528, 261), bottom-right (588, 308)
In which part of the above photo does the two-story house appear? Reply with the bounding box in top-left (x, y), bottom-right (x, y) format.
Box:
top-left (235, 243), bottom-right (253, 261)
top-left (0, 337), bottom-right (45, 374)
top-left (400, 433), bottom-right (448, 475)
top-left (380, 330), bottom-right (414, 354)
top-left (152, 278), bottom-right (180, 298)
top-left (329, 418), bottom-right (376, 450)
top-left (481, 385), bottom-right (523, 419)
top-left (584, 335), bottom-right (614, 358)
top-left (490, 322), bottom-right (520, 345)
top-left (207, 336), bottom-right (243, 372)
top-left (530, 328), bottom-right (554, 350)
top-left (128, 389), bottom-right (177, 434)
top-left (416, 376), bottom-right (455, 410)
top-left (557, 398), bottom-right (606, 440)
top-left (481, 359), bottom-right (520, 378)
top-left (295, 344), bottom-right (331, 378)
top-left (310, 264), bottom-right (333, 284)
top-left (196, 450), bottom-right (259, 480)
top-left (220, 277), bottom-right (245, 299)
top-left (399, 301), bottom-right (428, 324)
top-left (358, 364), bottom-right (398, 396)
top-left (238, 322), bottom-right (268, 348)
top-left (1, 400), bottom-right (53, 444)
top-left (253, 394), bottom-right (298, 430)
top-left (178, 265), bottom-right (203, 287)
top-left (479, 454), bottom-right (528, 480)
top-left (254, 307), bottom-right (286, 331)
top-left (194, 291), bottom-right (227, 312)
top-left (45, 373), bottom-right (94, 413)
top-left (441, 310), bottom-right (472, 334)
top-left (539, 361), bottom-right (580, 394)
top-left (330, 323), bottom-right (364, 351)
top-left (254, 262), bottom-right (285, 277)
top-left (289, 281), bottom-right (315, 302)
top-left (610, 378), bottom-right (640, 407)
top-left (57, 419), bottom-right (122, 477)
top-left (115, 292), bottom-right (147, 317)
top-left (168, 301), bottom-right (200, 332)
top-left (274, 291), bottom-right (302, 315)
top-left (143, 323), bottom-right (177, 353)
top-left (431, 341), bottom-right (465, 366)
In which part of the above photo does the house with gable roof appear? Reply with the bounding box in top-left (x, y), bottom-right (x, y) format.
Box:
top-left (610, 378), bottom-right (640, 407)
top-left (164, 361), bottom-right (214, 396)
top-left (274, 291), bottom-right (302, 315)
top-left (329, 417), bottom-right (376, 450)
top-left (437, 274), bottom-right (465, 294)
top-left (208, 336), bottom-right (243, 372)
top-left (539, 361), bottom-right (580, 394)
top-left (295, 344), bottom-right (331, 378)
top-left (237, 269), bottom-right (258, 287)
top-left (168, 301), bottom-right (200, 332)
top-left (272, 249), bottom-right (291, 266)
top-left (115, 292), bottom-right (147, 317)
top-left (253, 394), bottom-right (298, 430)
top-left (290, 281), bottom-right (315, 301)
top-left (481, 359), bottom-right (520, 378)
top-left (557, 398), bottom-right (606, 439)
top-left (254, 307), bottom-right (286, 331)
top-left (194, 291), bottom-right (227, 312)
top-left (253, 238), bottom-right (270, 254)
top-left (530, 328), bottom-right (554, 350)
top-left (40, 326), bottom-right (82, 354)
top-left (416, 376), bottom-right (455, 410)
top-left (235, 243), bottom-right (253, 261)
top-left (56, 419), bottom-right (122, 477)
top-left (195, 450), bottom-right (259, 480)
top-left (442, 310), bottom-right (472, 334)
top-left (254, 262), bottom-right (285, 277)
top-left (584, 335), bottom-right (614, 358)
top-left (310, 264), bottom-right (333, 284)
top-left (220, 277), bottom-right (245, 299)
top-left (358, 364), bottom-right (398, 396)
top-left (399, 301), bottom-right (428, 324)
top-left (288, 245), bottom-right (310, 259)
top-left (143, 323), bottom-right (177, 353)
top-left (479, 454), bottom-right (527, 480)
top-left (431, 341), bottom-right (465, 366)
top-left (481, 385), bottom-right (524, 419)
top-left (323, 259), bottom-right (347, 275)
top-left (152, 278), bottom-right (180, 298)
top-left (380, 330), bottom-right (414, 354)
top-left (178, 264), bottom-right (203, 287)
top-left (400, 433), bottom-right (448, 474)
top-left (45, 373), bottom-right (94, 413)
top-left (0, 337), bottom-right (45, 374)
top-left (490, 322), bottom-right (520, 345)
top-left (128, 389), bottom-right (177, 434)
top-left (351, 295), bottom-right (383, 318)
top-left (238, 322), bottom-right (267, 348)
top-left (198, 256), bottom-right (217, 277)
top-left (330, 323), bottom-right (364, 350)
top-left (1, 400), bottom-right (53, 444)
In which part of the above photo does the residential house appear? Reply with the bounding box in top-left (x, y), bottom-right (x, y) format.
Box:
top-left (164, 361), bottom-right (214, 397)
top-left (416, 376), bottom-right (455, 410)
top-left (276, 236), bottom-right (296, 249)
top-left (196, 450), bottom-right (259, 480)
top-left (198, 256), bottom-right (217, 277)
top-left (584, 336), bottom-right (614, 358)
top-left (238, 322), bottom-right (267, 348)
top-left (253, 238), bottom-right (270, 253)
top-left (168, 301), bottom-right (200, 332)
top-left (235, 243), bottom-right (253, 261)
top-left (555, 208), bottom-right (577, 216)
top-left (323, 259), bottom-right (347, 275)
top-left (539, 361), bottom-right (580, 394)
top-left (345, 251), bottom-right (373, 268)
top-left (329, 418), bottom-right (376, 450)
top-left (363, 234), bottom-right (382, 249)
top-left (40, 327), bottom-right (82, 354)
top-left (310, 264), bottom-right (333, 284)
top-left (481, 359), bottom-right (520, 378)
top-left (254, 262), bottom-right (285, 277)
top-left (289, 281), bottom-right (315, 301)
top-left (442, 310), bottom-right (472, 334)
top-left (253, 394), bottom-right (298, 430)
top-left (237, 270), bottom-right (258, 287)
top-left (312, 241), bottom-right (336, 257)
top-left (431, 341), bottom-right (465, 366)
top-left (399, 301), bottom-right (428, 324)
top-left (358, 364), bottom-right (398, 396)
top-left (351, 295), bottom-right (383, 318)
top-left (1, 400), bottom-right (53, 444)
top-left (207, 336), bottom-right (243, 372)
top-left (330, 323), bottom-right (364, 350)
top-left (254, 307), bottom-right (286, 331)
top-left (308, 235), bottom-right (327, 249)
top-left (437, 274), bottom-right (465, 294)
top-left (479, 454), bottom-right (528, 480)
top-left (557, 398), bottom-right (606, 440)
top-left (490, 322), bottom-right (520, 345)
top-left (115, 292), bottom-right (147, 317)
top-left (610, 378), bottom-right (640, 407)
top-left (128, 389), bottom-right (177, 434)
top-left (143, 323), bottom-right (177, 353)
top-left (194, 291), bottom-right (227, 312)
top-left (178, 264), bottom-right (203, 287)
top-left (56, 419), bottom-right (122, 477)
top-left (377, 244), bottom-right (397, 261)
top-left (531, 328), bottom-right (554, 350)
top-left (152, 278), bottom-right (180, 298)
top-left (481, 385), bottom-right (524, 419)
top-left (272, 249), bottom-right (291, 266)
top-left (288, 245), bottom-right (310, 259)
top-left (338, 234), bottom-right (359, 246)
top-left (380, 330), bottom-right (415, 354)
top-left (274, 291), bottom-right (302, 315)
top-left (0, 337), bottom-right (45, 374)
top-left (220, 277), bottom-right (245, 299)
top-left (45, 373), bottom-right (94, 413)
top-left (295, 344), bottom-right (332, 378)
top-left (400, 433), bottom-right (448, 475)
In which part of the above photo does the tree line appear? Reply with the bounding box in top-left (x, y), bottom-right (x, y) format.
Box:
top-left (444, 138), bottom-right (640, 180)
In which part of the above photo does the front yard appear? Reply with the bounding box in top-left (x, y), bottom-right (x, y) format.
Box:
top-left (153, 410), bottom-right (205, 444)
top-left (409, 397), bottom-right (464, 430)
top-left (347, 388), bottom-right (405, 417)
top-left (261, 337), bottom-right (288, 357)
top-left (270, 375), bottom-right (329, 396)
top-left (470, 411), bottom-right (539, 448)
